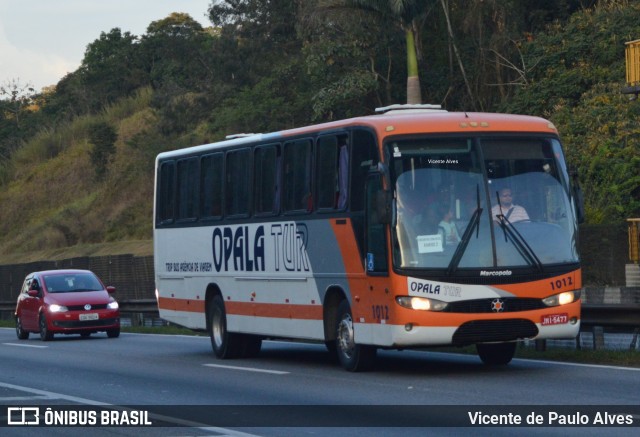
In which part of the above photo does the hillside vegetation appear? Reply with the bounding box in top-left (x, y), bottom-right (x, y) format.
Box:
top-left (0, 0), bottom-right (639, 262)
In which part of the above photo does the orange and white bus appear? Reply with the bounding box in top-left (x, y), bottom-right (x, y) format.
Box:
top-left (154, 105), bottom-right (582, 371)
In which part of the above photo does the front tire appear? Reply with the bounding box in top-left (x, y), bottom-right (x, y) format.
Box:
top-left (476, 342), bottom-right (517, 365)
top-left (39, 314), bottom-right (53, 341)
top-left (16, 316), bottom-right (29, 340)
top-left (335, 300), bottom-right (376, 371)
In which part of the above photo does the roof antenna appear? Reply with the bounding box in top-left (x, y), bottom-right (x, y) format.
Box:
top-left (464, 111), bottom-right (469, 118)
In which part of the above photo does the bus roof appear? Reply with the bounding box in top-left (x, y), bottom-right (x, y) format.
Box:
top-left (156, 111), bottom-right (558, 161)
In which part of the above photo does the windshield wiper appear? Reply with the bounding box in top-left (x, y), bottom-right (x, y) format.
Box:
top-left (447, 185), bottom-right (482, 276)
top-left (495, 192), bottom-right (543, 272)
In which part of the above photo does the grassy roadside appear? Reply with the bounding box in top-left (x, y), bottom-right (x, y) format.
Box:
top-left (1, 319), bottom-right (638, 367)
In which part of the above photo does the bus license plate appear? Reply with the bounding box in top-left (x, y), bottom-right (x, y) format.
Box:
top-left (541, 313), bottom-right (568, 326)
top-left (80, 313), bottom-right (99, 321)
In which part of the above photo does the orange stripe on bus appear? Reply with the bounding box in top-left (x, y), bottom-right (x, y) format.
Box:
top-left (157, 296), bottom-right (205, 313)
top-left (226, 301), bottom-right (323, 320)
top-left (330, 218), bottom-right (364, 274)
top-left (158, 296), bottom-right (322, 320)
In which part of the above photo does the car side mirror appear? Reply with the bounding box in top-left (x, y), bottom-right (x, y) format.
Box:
top-left (27, 290), bottom-right (39, 297)
top-left (106, 286), bottom-right (116, 294)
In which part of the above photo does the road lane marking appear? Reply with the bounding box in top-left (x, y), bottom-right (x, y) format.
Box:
top-left (0, 381), bottom-right (110, 404)
top-left (204, 363), bottom-right (289, 375)
top-left (3, 343), bottom-right (48, 348)
top-left (513, 357), bottom-right (640, 372)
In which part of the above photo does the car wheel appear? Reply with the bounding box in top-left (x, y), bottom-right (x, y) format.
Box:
top-left (16, 316), bottom-right (29, 340)
top-left (39, 314), bottom-right (53, 341)
top-left (107, 328), bottom-right (120, 338)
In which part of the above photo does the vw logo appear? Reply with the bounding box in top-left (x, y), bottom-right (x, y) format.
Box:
top-left (491, 299), bottom-right (504, 312)
top-left (84, 304), bottom-right (92, 311)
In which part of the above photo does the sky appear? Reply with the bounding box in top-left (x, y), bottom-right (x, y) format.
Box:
top-left (0, 0), bottom-right (212, 92)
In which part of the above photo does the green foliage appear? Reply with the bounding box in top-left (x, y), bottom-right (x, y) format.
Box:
top-left (503, 2), bottom-right (640, 222)
top-left (88, 121), bottom-right (118, 179)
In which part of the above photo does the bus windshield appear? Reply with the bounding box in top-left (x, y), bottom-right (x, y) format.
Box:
top-left (389, 136), bottom-right (579, 272)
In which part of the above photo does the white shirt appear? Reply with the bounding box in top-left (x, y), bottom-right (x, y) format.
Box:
top-left (492, 204), bottom-right (529, 222)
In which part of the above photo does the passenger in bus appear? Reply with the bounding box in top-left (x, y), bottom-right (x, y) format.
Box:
top-left (492, 188), bottom-right (529, 223)
top-left (438, 207), bottom-right (460, 245)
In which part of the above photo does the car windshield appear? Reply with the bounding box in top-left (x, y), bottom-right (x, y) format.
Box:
top-left (43, 273), bottom-right (103, 293)
top-left (389, 136), bottom-right (579, 272)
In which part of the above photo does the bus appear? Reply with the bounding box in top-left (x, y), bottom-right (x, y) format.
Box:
top-left (153, 105), bottom-right (583, 371)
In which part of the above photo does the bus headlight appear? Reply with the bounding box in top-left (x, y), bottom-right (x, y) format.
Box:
top-left (396, 296), bottom-right (448, 312)
top-left (542, 290), bottom-right (581, 307)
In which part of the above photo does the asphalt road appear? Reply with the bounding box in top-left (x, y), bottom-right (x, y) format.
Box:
top-left (0, 328), bottom-right (638, 436)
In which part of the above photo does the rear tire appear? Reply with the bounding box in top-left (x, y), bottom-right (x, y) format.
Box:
top-left (335, 300), bottom-right (376, 371)
top-left (16, 316), bottom-right (29, 340)
top-left (209, 295), bottom-right (243, 358)
top-left (107, 328), bottom-right (120, 338)
top-left (476, 342), bottom-right (517, 365)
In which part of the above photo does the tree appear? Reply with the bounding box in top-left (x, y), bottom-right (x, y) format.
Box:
top-left (78, 28), bottom-right (147, 113)
top-left (318, 0), bottom-right (434, 104)
top-left (0, 79), bottom-right (35, 129)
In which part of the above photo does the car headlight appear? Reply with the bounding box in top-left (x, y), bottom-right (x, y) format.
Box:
top-left (48, 304), bottom-right (68, 313)
top-left (107, 301), bottom-right (119, 310)
top-left (396, 296), bottom-right (448, 311)
top-left (542, 290), bottom-right (581, 307)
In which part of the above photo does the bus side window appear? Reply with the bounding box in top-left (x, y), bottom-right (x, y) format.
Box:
top-left (254, 144), bottom-right (279, 216)
top-left (225, 148), bottom-right (252, 217)
top-left (158, 161), bottom-right (176, 224)
top-left (316, 134), bottom-right (348, 211)
top-left (176, 157), bottom-right (198, 221)
top-left (200, 153), bottom-right (223, 219)
top-left (283, 139), bottom-right (312, 213)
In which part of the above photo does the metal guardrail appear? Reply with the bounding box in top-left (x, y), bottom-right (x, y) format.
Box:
top-left (581, 303), bottom-right (640, 328)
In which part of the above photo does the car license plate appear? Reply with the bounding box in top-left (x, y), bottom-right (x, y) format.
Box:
top-left (79, 313), bottom-right (99, 321)
top-left (541, 313), bottom-right (568, 326)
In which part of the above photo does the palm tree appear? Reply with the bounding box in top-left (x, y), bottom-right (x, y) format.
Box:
top-left (319, 0), bottom-right (433, 104)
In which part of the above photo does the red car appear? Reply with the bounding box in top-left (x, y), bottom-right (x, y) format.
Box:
top-left (15, 269), bottom-right (120, 341)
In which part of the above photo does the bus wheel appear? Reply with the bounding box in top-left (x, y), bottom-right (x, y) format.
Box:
top-left (335, 300), bottom-right (376, 371)
top-left (209, 295), bottom-right (242, 359)
top-left (476, 342), bottom-right (516, 365)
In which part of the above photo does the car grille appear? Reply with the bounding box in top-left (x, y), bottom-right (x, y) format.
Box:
top-left (452, 319), bottom-right (539, 346)
top-left (444, 298), bottom-right (545, 313)
top-left (53, 318), bottom-right (118, 328)
top-left (66, 304), bottom-right (109, 311)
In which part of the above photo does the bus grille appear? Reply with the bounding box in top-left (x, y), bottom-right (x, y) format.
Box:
top-left (444, 298), bottom-right (544, 313)
top-left (452, 319), bottom-right (538, 346)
